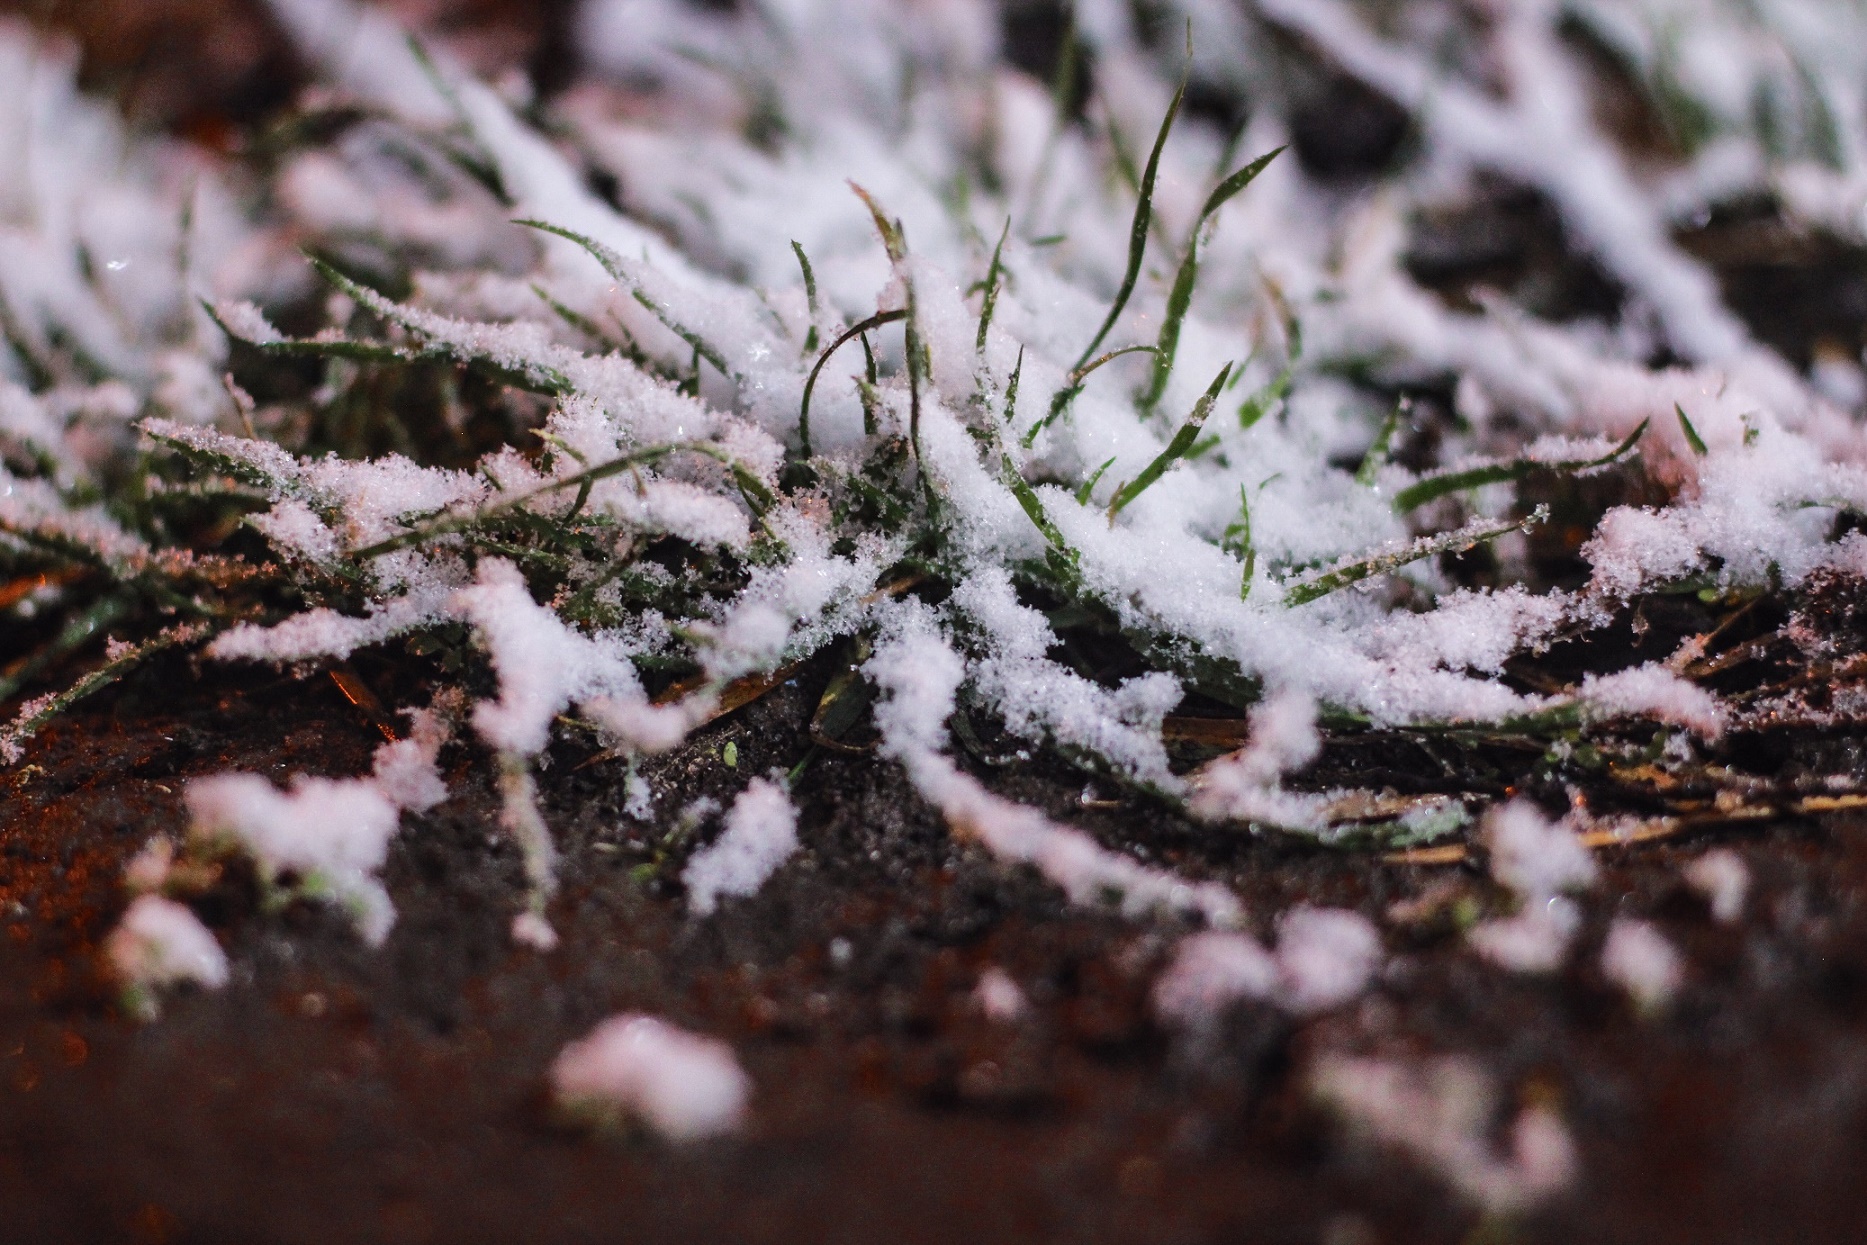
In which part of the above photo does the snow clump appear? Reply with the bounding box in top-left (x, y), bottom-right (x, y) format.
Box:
top-left (1467, 801), bottom-right (1598, 974)
top-left (682, 777), bottom-right (800, 915)
top-left (1601, 918), bottom-right (1685, 1012)
top-left (1685, 849), bottom-right (1750, 924)
top-left (1312, 1054), bottom-right (1579, 1216)
top-left (106, 895), bottom-right (230, 1017)
top-left (551, 1013), bottom-right (751, 1141)
top-left (1153, 906), bottom-right (1383, 1028)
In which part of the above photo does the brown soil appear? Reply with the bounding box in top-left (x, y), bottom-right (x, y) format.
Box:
top-left (4, 645), bottom-right (1867, 1245)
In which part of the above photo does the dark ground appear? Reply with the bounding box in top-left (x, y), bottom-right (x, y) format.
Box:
top-left (6, 646), bottom-right (1867, 1245)
top-left (9, 2), bottom-right (1867, 1242)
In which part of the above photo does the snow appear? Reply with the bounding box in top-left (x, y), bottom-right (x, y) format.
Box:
top-left (1188, 690), bottom-right (1325, 830)
top-left (1312, 1054), bottom-right (1578, 1215)
top-left (973, 967), bottom-right (1028, 1022)
top-left (1273, 907), bottom-right (1384, 1015)
top-left (186, 773), bottom-right (403, 946)
top-left (1152, 931), bottom-right (1279, 1028)
top-left (369, 705), bottom-right (452, 814)
top-left (867, 613), bottom-right (1241, 927)
top-left (550, 1013), bottom-right (750, 1140)
top-left (1685, 849), bottom-right (1749, 924)
top-left (1468, 802), bottom-right (1597, 973)
top-left (454, 559), bottom-right (647, 757)
top-left (1483, 801), bottom-right (1599, 902)
top-left (4, 0), bottom-right (1866, 1068)
top-left (1469, 899), bottom-right (1584, 975)
top-left (1579, 664), bottom-right (1726, 739)
top-left (1153, 907), bottom-right (1382, 1027)
top-left (1601, 918), bottom-right (1685, 1011)
top-left (106, 895), bottom-right (230, 998)
top-left (683, 778), bottom-right (799, 915)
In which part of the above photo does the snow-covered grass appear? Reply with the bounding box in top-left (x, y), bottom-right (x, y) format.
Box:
top-left (4, 0), bottom-right (1867, 1168)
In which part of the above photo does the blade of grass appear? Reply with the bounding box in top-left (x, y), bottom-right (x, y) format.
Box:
top-left (1391, 419), bottom-right (1648, 514)
top-left (1283, 506), bottom-right (1549, 606)
top-left (1239, 313), bottom-right (1301, 430)
top-left (306, 257), bottom-right (577, 394)
top-left (1138, 146), bottom-right (1283, 416)
top-left (1075, 457), bottom-right (1116, 505)
top-left (790, 240), bottom-right (820, 355)
top-left (975, 217), bottom-right (1010, 354)
top-left (1356, 398), bottom-right (1408, 486)
top-left (347, 441), bottom-right (736, 560)
top-left (798, 309), bottom-right (906, 457)
top-left (0, 620), bottom-right (210, 763)
top-left (514, 221), bottom-right (736, 382)
top-left (1107, 362), bottom-right (1232, 519)
top-left (1021, 343), bottom-right (1157, 447)
top-left (1220, 484), bottom-right (1255, 600)
top-left (1072, 76), bottom-right (1187, 374)
top-left (1675, 403), bottom-right (1708, 456)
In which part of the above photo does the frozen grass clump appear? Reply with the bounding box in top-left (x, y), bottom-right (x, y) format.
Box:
top-left (106, 895), bottom-right (230, 1020)
top-left (186, 774), bottom-right (404, 946)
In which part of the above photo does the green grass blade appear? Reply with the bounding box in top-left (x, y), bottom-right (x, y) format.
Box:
top-left (1001, 452), bottom-right (1066, 552)
top-left (849, 183), bottom-right (906, 262)
top-left (203, 298), bottom-right (413, 367)
top-left (513, 220), bottom-right (735, 381)
top-left (1284, 506), bottom-right (1549, 606)
top-left (346, 442), bottom-right (704, 560)
top-left (975, 217), bottom-right (1011, 354)
top-left (1107, 362), bottom-right (1232, 519)
top-left (0, 619), bottom-right (210, 764)
top-left (1022, 343), bottom-right (1157, 447)
top-left (1139, 146), bottom-right (1283, 416)
top-left (791, 240), bottom-right (820, 355)
top-left (1391, 418), bottom-right (1648, 514)
top-left (798, 309), bottom-right (906, 457)
top-left (1356, 399), bottom-right (1407, 486)
top-left (1675, 403), bottom-right (1708, 456)
top-left (1221, 484), bottom-right (1256, 601)
top-left (1238, 313), bottom-right (1301, 430)
top-left (307, 256), bottom-right (576, 394)
top-left (1073, 77), bottom-right (1187, 374)
top-left (1075, 457), bottom-right (1116, 505)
